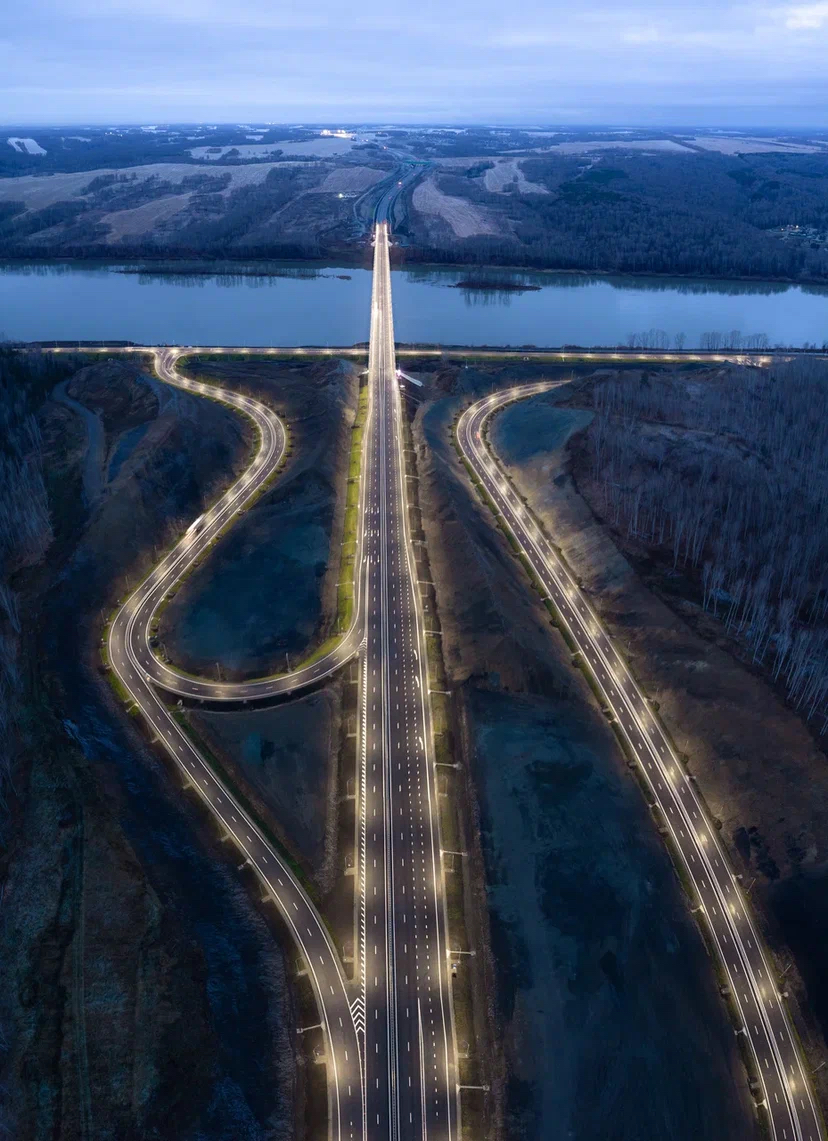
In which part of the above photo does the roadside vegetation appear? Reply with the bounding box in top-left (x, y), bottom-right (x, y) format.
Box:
top-left (339, 377), bottom-right (369, 626)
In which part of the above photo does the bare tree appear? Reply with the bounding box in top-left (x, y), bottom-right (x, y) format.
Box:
top-left (586, 357), bottom-right (828, 729)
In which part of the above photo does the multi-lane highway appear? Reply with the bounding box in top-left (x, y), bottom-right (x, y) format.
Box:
top-left (95, 227), bottom-right (821, 1141)
top-left (457, 383), bottom-right (823, 1141)
top-left (107, 223), bottom-right (458, 1141)
top-left (359, 221), bottom-right (457, 1140)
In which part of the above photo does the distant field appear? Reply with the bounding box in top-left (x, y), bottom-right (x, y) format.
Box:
top-left (1, 123), bottom-right (828, 281)
top-left (411, 175), bottom-right (501, 238)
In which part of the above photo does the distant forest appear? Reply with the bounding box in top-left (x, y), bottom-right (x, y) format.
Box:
top-left (402, 152), bottom-right (828, 283)
top-left (3, 137), bottom-right (828, 282)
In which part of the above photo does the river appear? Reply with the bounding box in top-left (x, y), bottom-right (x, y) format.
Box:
top-left (2, 260), bottom-right (827, 349)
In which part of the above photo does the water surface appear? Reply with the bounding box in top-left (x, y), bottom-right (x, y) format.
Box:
top-left (2, 260), bottom-right (827, 348)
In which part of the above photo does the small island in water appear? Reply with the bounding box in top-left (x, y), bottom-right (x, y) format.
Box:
top-left (452, 277), bottom-right (542, 292)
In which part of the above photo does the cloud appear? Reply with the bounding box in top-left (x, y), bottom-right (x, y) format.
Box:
top-left (2, 0), bottom-right (828, 126)
top-left (781, 1), bottom-right (828, 26)
top-left (621, 26), bottom-right (662, 42)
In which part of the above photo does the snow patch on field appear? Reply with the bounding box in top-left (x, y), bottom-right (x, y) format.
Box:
top-left (542, 139), bottom-right (692, 154)
top-left (484, 158), bottom-right (549, 195)
top-left (690, 135), bottom-right (825, 154)
top-left (276, 137), bottom-right (357, 157)
top-left (412, 176), bottom-right (502, 238)
top-left (190, 136), bottom-right (356, 160)
top-left (7, 137), bottom-right (46, 155)
top-left (319, 166), bottom-right (385, 193)
top-left (189, 143), bottom-right (286, 160)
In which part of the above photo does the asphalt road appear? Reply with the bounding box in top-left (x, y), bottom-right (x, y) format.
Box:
top-left (107, 425), bottom-right (365, 1141)
top-left (457, 382), bottom-right (823, 1141)
top-left (110, 349), bottom-right (367, 703)
top-left (107, 223), bottom-right (458, 1141)
top-left (360, 222), bottom-right (458, 1140)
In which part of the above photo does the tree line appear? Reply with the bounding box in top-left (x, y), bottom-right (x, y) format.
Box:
top-left (404, 151), bottom-right (828, 283)
top-left (584, 357), bottom-right (828, 730)
top-left (624, 329), bottom-right (775, 350)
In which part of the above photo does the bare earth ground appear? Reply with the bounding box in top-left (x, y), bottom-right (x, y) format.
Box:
top-left (1, 359), bottom-right (299, 1139)
top-left (411, 175), bottom-right (504, 239)
top-left (483, 159), bottom-right (550, 195)
top-left (191, 689), bottom-right (340, 886)
top-left (408, 358), bottom-right (757, 1141)
top-left (319, 166), bottom-right (386, 193)
top-left (98, 194), bottom-right (194, 241)
top-left (492, 377), bottom-right (828, 1115)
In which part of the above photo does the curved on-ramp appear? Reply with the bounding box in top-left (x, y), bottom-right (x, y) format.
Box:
top-left (115, 349), bottom-right (368, 704)
top-left (107, 349), bottom-right (366, 1141)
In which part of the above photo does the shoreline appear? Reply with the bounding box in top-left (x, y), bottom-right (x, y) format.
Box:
top-left (2, 252), bottom-right (828, 292)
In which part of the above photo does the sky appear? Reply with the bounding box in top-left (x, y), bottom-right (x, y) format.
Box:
top-left (2, 0), bottom-right (828, 128)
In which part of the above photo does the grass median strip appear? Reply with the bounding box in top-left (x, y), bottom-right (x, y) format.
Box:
top-left (295, 377), bottom-right (368, 663)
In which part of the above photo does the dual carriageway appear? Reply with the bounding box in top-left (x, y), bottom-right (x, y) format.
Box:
top-left (70, 224), bottom-right (823, 1141)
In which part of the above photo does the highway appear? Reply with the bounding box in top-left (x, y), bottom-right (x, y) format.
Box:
top-left (359, 221), bottom-right (457, 1140)
top-left (457, 382), bottom-right (823, 1141)
top-left (107, 222), bottom-right (458, 1141)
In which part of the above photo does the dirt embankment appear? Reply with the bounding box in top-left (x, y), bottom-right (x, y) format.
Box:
top-left (496, 372), bottom-right (828, 1104)
top-left (0, 358), bottom-right (297, 1139)
top-left (408, 359), bottom-right (756, 1141)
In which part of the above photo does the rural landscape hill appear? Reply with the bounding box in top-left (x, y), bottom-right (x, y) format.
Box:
top-left (2, 123), bottom-right (828, 280)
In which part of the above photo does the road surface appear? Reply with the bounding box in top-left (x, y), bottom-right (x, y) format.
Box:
top-left (457, 382), bottom-right (823, 1141)
top-left (109, 349), bottom-right (367, 703)
top-left (107, 224), bottom-right (459, 1141)
top-left (359, 221), bottom-right (457, 1140)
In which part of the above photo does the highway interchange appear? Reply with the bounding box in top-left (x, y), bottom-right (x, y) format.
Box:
top-left (106, 362), bottom-right (364, 1140)
top-left (111, 348), bottom-right (367, 703)
top-left (106, 220), bottom-right (457, 1141)
top-left (89, 224), bottom-right (821, 1141)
